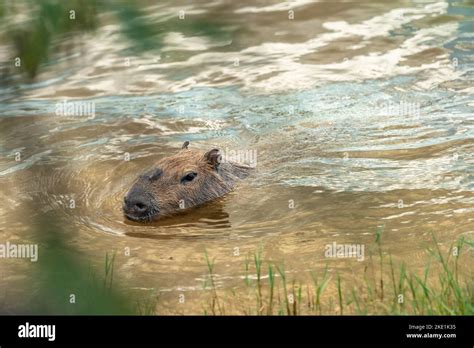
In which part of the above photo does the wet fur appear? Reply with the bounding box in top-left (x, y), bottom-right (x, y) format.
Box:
top-left (124, 146), bottom-right (252, 222)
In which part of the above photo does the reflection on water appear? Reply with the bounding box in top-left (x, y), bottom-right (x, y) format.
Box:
top-left (0, 0), bottom-right (473, 313)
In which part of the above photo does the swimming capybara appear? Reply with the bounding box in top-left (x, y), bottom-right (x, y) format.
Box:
top-left (123, 141), bottom-right (252, 222)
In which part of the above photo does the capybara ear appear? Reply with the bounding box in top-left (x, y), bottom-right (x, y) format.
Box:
top-left (204, 148), bottom-right (222, 170)
top-left (182, 141), bottom-right (190, 149)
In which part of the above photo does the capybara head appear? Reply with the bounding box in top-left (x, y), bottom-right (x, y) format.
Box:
top-left (123, 141), bottom-right (237, 222)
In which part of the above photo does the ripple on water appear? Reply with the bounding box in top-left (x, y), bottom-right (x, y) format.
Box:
top-left (0, 0), bottom-right (472, 303)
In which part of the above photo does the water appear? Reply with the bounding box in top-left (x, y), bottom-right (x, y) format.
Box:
top-left (0, 0), bottom-right (473, 313)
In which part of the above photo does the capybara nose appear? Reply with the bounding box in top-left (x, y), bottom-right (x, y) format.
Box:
top-left (132, 200), bottom-right (148, 213)
top-left (123, 194), bottom-right (151, 217)
top-left (128, 197), bottom-right (147, 212)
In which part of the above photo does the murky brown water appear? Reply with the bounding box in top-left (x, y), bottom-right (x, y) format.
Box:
top-left (0, 0), bottom-right (473, 313)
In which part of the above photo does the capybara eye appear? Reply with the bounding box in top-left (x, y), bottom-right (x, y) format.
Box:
top-left (181, 172), bottom-right (197, 184)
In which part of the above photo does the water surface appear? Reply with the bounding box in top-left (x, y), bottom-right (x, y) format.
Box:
top-left (0, 0), bottom-right (472, 313)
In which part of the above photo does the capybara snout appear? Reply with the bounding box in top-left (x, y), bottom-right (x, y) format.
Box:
top-left (123, 186), bottom-right (159, 221)
top-left (123, 141), bottom-right (251, 222)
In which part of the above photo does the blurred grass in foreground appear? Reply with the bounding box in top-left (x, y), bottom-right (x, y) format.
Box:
top-left (27, 214), bottom-right (135, 314)
top-left (202, 231), bottom-right (473, 315)
top-left (2, 212), bottom-right (155, 315)
top-left (0, 0), bottom-right (228, 79)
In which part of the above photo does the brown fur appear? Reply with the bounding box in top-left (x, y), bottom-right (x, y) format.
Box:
top-left (123, 143), bottom-right (252, 222)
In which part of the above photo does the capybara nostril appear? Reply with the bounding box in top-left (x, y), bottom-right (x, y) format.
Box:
top-left (133, 201), bottom-right (147, 213)
top-left (125, 196), bottom-right (149, 213)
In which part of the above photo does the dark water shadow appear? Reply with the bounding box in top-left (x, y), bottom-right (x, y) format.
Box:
top-left (123, 198), bottom-right (232, 240)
